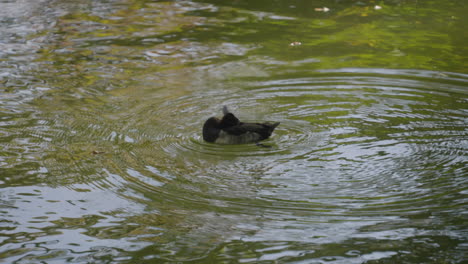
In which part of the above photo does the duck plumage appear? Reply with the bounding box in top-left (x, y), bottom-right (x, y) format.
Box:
top-left (203, 106), bottom-right (280, 144)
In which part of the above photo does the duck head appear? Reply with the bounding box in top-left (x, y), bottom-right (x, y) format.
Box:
top-left (202, 117), bottom-right (221, 142)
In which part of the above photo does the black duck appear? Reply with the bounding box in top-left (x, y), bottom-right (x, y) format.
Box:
top-left (203, 106), bottom-right (280, 145)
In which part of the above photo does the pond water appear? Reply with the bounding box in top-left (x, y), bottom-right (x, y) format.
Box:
top-left (1, 0), bottom-right (467, 263)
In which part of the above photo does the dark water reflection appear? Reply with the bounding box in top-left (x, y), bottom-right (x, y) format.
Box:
top-left (1, 0), bottom-right (467, 263)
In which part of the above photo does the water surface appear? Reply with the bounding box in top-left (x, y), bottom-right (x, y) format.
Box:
top-left (1, 0), bottom-right (467, 263)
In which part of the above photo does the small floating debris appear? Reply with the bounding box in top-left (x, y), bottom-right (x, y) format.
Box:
top-left (289, 41), bottom-right (302, 47)
top-left (91, 150), bottom-right (106, 155)
top-left (314, 7), bottom-right (330, 12)
top-left (374, 5), bottom-right (382, 10)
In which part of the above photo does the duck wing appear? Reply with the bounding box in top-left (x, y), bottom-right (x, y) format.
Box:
top-left (224, 122), bottom-right (280, 140)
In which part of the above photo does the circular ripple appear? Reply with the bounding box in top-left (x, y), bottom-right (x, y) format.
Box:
top-left (65, 68), bottom-right (467, 217)
top-left (235, 69), bottom-right (468, 212)
top-left (24, 67), bottom-right (467, 263)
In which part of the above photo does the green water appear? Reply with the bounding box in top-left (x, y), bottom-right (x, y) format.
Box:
top-left (1, 0), bottom-right (467, 263)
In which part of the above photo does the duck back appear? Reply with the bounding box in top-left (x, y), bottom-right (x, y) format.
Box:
top-left (220, 121), bottom-right (280, 143)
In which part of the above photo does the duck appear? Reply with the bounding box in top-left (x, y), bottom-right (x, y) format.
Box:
top-left (203, 106), bottom-right (280, 145)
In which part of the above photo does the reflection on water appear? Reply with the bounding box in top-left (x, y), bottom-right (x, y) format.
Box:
top-left (1, 0), bottom-right (467, 263)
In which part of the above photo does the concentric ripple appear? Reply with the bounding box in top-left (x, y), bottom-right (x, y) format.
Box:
top-left (1, 0), bottom-right (466, 261)
top-left (41, 67), bottom-right (465, 227)
top-left (122, 68), bottom-right (468, 218)
top-left (5, 67), bottom-right (466, 263)
top-left (108, 68), bottom-right (466, 261)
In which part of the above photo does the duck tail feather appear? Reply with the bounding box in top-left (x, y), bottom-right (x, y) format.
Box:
top-left (222, 106), bottom-right (229, 115)
top-left (267, 122), bottom-right (280, 134)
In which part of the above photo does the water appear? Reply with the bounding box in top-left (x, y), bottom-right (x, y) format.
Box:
top-left (1, 0), bottom-right (467, 263)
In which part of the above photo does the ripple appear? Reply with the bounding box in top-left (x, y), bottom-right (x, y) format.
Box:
top-left (33, 67), bottom-right (467, 221)
top-left (10, 65), bottom-right (466, 263)
top-left (136, 69), bottom-right (468, 196)
top-left (193, 68), bottom-right (468, 213)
